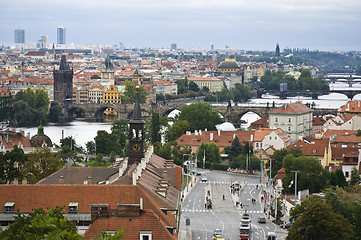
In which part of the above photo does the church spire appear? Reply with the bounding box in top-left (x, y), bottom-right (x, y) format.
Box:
top-left (133, 86), bottom-right (141, 120)
top-left (105, 55), bottom-right (112, 71)
top-left (59, 55), bottom-right (70, 70)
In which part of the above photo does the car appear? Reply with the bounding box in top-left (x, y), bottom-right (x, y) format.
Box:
top-left (201, 176), bottom-right (208, 182)
top-left (213, 235), bottom-right (224, 240)
top-left (196, 172), bottom-right (201, 176)
top-left (280, 222), bottom-right (292, 229)
top-left (258, 217), bottom-right (266, 223)
top-left (213, 229), bottom-right (222, 236)
top-left (266, 232), bottom-right (277, 240)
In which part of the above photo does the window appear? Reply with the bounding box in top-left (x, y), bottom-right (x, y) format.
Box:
top-left (256, 143), bottom-right (259, 148)
top-left (288, 126), bottom-right (291, 131)
top-left (275, 118), bottom-right (278, 122)
top-left (4, 202), bottom-right (14, 213)
top-left (288, 118), bottom-right (291, 123)
top-left (269, 136), bottom-right (272, 140)
top-left (140, 231), bottom-right (152, 240)
top-left (68, 202), bottom-right (78, 213)
top-left (345, 172), bottom-right (349, 178)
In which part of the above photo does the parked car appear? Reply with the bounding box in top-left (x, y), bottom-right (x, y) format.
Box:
top-left (258, 217), bottom-right (266, 223)
top-left (201, 177), bottom-right (208, 182)
top-left (266, 232), bottom-right (277, 240)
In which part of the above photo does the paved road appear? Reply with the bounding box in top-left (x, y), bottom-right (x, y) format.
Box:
top-left (179, 170), bottom-right (288, 240)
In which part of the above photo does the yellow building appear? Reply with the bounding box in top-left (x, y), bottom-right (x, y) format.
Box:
top-left (103, 85), bottom-right (123, 104)
top-left (187, 77), bottom-right (224, 93)
top-left (218, 58), bottom-right (240, 74)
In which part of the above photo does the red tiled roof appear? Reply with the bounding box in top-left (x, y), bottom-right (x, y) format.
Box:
top-left (268, 102), bottom-right (312, 114)
top-left (339, 100), bottom-right (361, 113)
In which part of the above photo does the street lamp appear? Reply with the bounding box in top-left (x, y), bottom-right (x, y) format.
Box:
top-left (291, 170), bottom-right (300, 205)
top-left (183, 154), bottom-right (192, 191)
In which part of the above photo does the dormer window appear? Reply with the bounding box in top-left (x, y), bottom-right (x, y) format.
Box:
top-left (4, 202), bottom-right (14, 213)
top-left (68, 202), bottom-right (78, 213)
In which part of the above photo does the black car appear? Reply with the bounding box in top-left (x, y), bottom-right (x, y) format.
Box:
top-left (257, 217), bottom-right (266, 223)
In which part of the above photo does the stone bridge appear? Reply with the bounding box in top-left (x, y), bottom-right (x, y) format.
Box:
top-left (65, 102), bottom-right (338, 127)
top-left (257, 89), bottom-right (361, 100)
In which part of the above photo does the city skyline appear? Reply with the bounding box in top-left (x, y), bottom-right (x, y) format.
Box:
top-left (1, 0), bottom-right (361, 51)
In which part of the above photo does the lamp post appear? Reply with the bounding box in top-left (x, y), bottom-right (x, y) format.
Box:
top-left (291, 170), bottom-right (300, 205)
top-left (267, 159), bottom-right (273, 219)
top-left (183, 154), bottom-right (192, 191)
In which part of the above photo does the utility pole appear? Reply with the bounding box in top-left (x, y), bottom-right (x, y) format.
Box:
top-left (267, 159), bottom-right (273, 219)
top-left (291, 170), bottom-right (300, 205)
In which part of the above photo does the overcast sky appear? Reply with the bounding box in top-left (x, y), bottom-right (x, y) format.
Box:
top-left (1, 0), bottom-right (360, 51)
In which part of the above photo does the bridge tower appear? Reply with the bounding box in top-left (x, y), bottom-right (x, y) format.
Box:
top-left (53, 55), bottom-right (73, 107)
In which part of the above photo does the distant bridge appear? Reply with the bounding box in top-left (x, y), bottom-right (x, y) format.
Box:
top-left (257, 89), bottom-right (361, 100)
top-left (64, 101), bottom-right (338, 127)
top-left (324, 73), bottom-right (361, 87)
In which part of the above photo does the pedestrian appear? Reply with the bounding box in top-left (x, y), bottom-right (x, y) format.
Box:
top-left (205, 203), bottom-right (207, 209)
top-left (240, 203), bottom-right (243, 208)
top-left (223, 195), bottom-right (225, 200)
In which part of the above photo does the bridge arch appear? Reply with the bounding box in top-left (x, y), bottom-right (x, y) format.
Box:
top-left (94, 105), bottom-right (118, 119)
top-left (161, 108), bottom-right (182, 118)
top-left (67, 107), bottom-right (86, 118)
top-left (127, 109), bottom-right (151, 120)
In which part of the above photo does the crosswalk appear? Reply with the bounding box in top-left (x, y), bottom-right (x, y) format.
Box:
top-left (240, 210), bottom-right (263, 214)
top-left (182, 209), bottom-right (213, 213)
top-left (199, 181), bottom-right (262, 186)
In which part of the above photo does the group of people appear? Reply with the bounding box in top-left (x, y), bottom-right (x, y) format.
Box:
top-left (252, 198), bottom-right (256, 204)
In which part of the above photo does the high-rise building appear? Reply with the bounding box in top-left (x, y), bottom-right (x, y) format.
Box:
top-left (37, 35), bottom-right (48, 48)
top-left (170, 43), bottom-right (177, 50)
top-left (57, 26), bottom-right (66, 45)
top-left (275, 43), bottom-right (280, 57)
top-left (14, 29), bottom-right (25, 43)
top-left (210, 43), bottom-right (214, 50)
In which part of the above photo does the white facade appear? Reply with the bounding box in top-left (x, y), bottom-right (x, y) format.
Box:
top-left (262, 131), bottom-right (289, 150)
top-left (269, 106), bottom-right (312, 143)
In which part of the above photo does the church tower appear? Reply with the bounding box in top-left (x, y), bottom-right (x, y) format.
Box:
top-left (53, 55), bottom-right (73, 106)
top-left (101, 55), bottom-right (115, 85)
top-left (275, 43), bottom-right (280, 57)
top-left (128, 86), bottom-right (145, 165)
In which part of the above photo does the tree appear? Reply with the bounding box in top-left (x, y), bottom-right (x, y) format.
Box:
top-left (164, 120), bottom-right (191, 142)
top-left (196, 142), bottom-right (221, 164)
top-left (267, 148), bottom-right (288, 178)
top-left (176, 78), bottom-right (188, 94)
top-left (282, 155), bottom-right (329, 194)
top-left (177, 102), bottom-right (223, 131)
top-left (48, 101), bottom-right (63, 123)
top-left (94, 130), bottom-right (121, 155)
top-left (0, 146), bottom-right (28, 184)
top-left (231, 83), bottom-right (252, 105)
top-left (171, 142), bottom-right (192, 166)
top-left (35, 88), bottom-right (50, 111)
top-left (287, 198), bottom-right (356, 240)
top-left (330, 169), bottom-right (347, 188)
top-left (349, 166), bottom-right (361, 186)
top-left (146, 111), bottom-right (167, 144)
top-left (23, 147), bottom-right (62, 184)
top-left (13, 101), bottom-right (47, 127)
top-left (86, 141), bottom-right (96, 155)
top-left (111, 120), bottom-right (129, 155)
top-left (0, 206), bottom-right (82, 240)
top-left (96, 228), bottom-right (124, 240)
top-left (154, 142), bottom-right (172, 160)
top-left (57, 146), bottom-right (82, 166)
top-left (227, 136), bottom-right (243, 160)
top-left (122, 80), bottom-right (146, 103)
top-left (60, 136), bottom-right (81, 153)
top-left (188, 81), bottom-right (200, 92)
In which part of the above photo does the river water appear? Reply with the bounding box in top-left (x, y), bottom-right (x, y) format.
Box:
top-left (16, 83), bottom-right (360, 147)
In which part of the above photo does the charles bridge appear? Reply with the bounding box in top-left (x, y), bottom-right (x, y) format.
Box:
top-left (66, 101), bottom-right (338, 127)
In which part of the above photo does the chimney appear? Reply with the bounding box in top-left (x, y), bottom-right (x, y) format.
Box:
top-left (210, 133), bottom-right (213, 141)
top-left (358, 101), bottom-right (360, 108)
top-left (218, 129), bottom-right (221, 136)
top-left (195, 130), bottom-right (198, 135)
top-left (284, 104), bottom-right (287, 110)
top-left (205, 128), bottom-right (207, 132)
top-left (186, 131), bottom-right (191, 135)
top-left (140, 198), bottom-right (143, 211)
top-left (233, 134), bottom-right (236, 139)
top-left (250, 134), bottom-right (253, 142)
top-left (199, 130), bottom-right (202, 135)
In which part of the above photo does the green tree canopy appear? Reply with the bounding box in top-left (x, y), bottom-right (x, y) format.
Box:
top-left (177, 102), bottom-right (223, 131)
top-left (231, 83), bottom-right (252, 104)
top-left (164, 120), bottom-right (191, 142)
top-left (122, 80), bottom-right (146, 103)
top-left (94, 130), bottom-right (121, 155)
top-left (282, 155), bottom-right (329, 194)
top-left (196, 142), bottom-right (221, 164)
top-left (0, 146), bottom-right (28, 184)
top-left (350, 166), bottom-right (361, 186)
top-left (111, 120), bottom-right (129, 155)
top-left (287, 197), bottom-right (356, 240)
top-left (23, 147), bottom-right (62, 184)
top-left (188, 81), bottom-right (200, 92)
top-left (48, 101), bottom-right (63, 123)
top-left (0, 206), bottom-right (82, 240)
top-left (227, 135), bottom-right (243, 159)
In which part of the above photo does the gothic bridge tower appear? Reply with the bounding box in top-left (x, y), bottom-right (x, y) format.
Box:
top-left (53, 55), bottom-right (73, 107)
